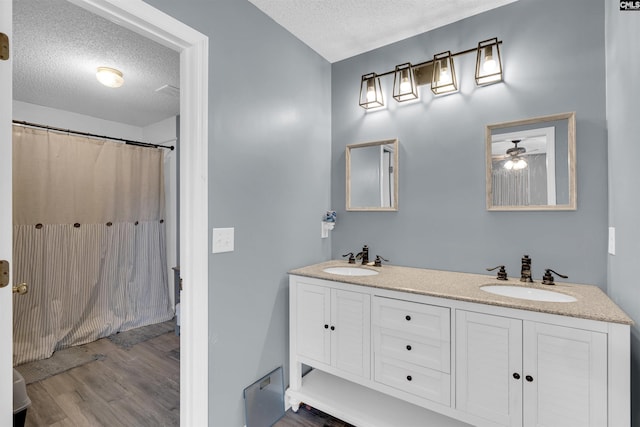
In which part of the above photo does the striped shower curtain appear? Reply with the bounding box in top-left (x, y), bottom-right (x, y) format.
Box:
top-left (12, 126), bottom-right (173, 365)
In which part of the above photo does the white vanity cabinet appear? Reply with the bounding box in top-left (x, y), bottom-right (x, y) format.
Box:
top-left (294, 280), bottom-right (371, 380)
top-left (456, 310), bottom-right (607, 427)
top-left (287, 265), bottom-right (631, 427)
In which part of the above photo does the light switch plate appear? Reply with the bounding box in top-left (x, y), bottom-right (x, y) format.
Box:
top-left (212, 227), bottom-right (234, 253)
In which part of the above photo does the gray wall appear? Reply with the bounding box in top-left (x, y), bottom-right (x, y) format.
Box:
top-left (606, 4), bottom-right (640, 427)
top-left (145, 1), bottom-right (332, 426)
top-left (331, 0), bottom-right (608, 287)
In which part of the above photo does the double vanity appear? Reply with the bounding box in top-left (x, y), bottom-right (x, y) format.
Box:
top-left (287, 261), bottom-right (631, 427)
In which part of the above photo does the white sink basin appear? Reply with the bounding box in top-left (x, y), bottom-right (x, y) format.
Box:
top-left (323, 267), bottom-right (379, 276)
top-left (481, 285), bottom-right (577, 302)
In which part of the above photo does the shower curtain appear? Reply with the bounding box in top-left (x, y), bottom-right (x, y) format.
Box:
top-left (12, 126), bottom-right (173, 365)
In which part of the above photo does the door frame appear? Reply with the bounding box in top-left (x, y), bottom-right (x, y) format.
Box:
top-left (66, 1), bottom-right (209, 425)
top-left (0, 1), bottom-right (14, 425)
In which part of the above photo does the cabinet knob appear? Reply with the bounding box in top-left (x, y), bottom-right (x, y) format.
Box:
top-left (324, 324), bottom-right (329, 329)
top-left (406, 345), bottom-right (412, 351)
top-left (513, 373), bottom-right (520, 380)
top-left (330, 326), bottom-right (335, 331)
top-left (406, 375), bottom-right (412, 381)
top-left (405, 315), bottom-right (411, 321)
top-left (525, 375), bottom-right (533, 382)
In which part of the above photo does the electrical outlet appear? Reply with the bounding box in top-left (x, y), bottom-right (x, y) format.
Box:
top-left (212, 227), bottom-right (234, 253)
top-left (608, 227), bottom-right (615, 255)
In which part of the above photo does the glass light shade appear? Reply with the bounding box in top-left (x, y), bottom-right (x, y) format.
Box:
top-left (475, 38), bottom-right (503, 86)
top-left (513, 158), bottom-right (527, 170)
top-left (431, 51), bottom-right (457, 95)
top-left (96, 67), bottom-right (124, 88)
top-left (392, 63), bottom-right (418, 102)
top-left (359, 73), bottom-right (384, 109)
top-left (504, 157), bottom-right (527, 170)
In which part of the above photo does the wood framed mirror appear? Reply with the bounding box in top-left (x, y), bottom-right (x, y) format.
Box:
top-left (346, 138), bottom-right (399, 211)
top-left (486, 112), bottom-right (576, 211)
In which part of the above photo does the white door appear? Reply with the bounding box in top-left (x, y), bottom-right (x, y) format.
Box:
top-left (296, 282), bottom-right (331, 364)
top-left (456, 310), bottom-right (523, 427)
top-left (0, 0), bottom-right (13, 424)
top-left (522, 321), bottom-right (607, 427)
top-left (331, 289), bottom-right (370, 378)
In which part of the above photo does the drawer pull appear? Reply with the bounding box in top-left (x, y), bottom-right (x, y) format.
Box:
top-left (513, 373), bottom-right (520, 380)
top-left (406, 375), bottom-right (412, 381)
top-left (406, 345), bottom-right (412, 351)
top-left (405, 315), bottom-right (411, 321)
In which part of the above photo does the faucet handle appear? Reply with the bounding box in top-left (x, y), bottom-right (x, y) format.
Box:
top-left (342, 252), bottom-right (356, 264)
top-left (487, 265), bottom-right (508, 280)
top-left (541, 269), bottom-right (568, 285)
top-left (374, 255), bottom-right (389, 267)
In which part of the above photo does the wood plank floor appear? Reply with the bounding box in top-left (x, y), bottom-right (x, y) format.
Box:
top-left (276, 405), bottom-right (354, 427)
top-left (20, 330), bottom-right (348, 427)
top-left (21, 331), bottom-right (180, 427)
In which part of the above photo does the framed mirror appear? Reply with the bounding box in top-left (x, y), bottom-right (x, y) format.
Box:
top-left (346, 138), bottom-right (399, 211)
top-left (486, 112), bottom-right (576, 211)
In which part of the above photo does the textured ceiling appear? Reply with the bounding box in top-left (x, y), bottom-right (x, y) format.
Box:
top-left (13, 0), bottom-right (180, 127)
top-left (248, 0), bottom-right (518, 63)
top-left (13, 0), bottom-right (517, 127)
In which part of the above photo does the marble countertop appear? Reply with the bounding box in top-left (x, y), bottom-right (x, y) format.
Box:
top-left (289, 260), bottom-right (633, 325)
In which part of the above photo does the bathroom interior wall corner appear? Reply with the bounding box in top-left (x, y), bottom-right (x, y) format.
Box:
top-left (606, 3), bottom-right (640, 426)
top-left (144, 1), bottom-right (332, 426)
top-left (331, 0), bottom-right (608, 288)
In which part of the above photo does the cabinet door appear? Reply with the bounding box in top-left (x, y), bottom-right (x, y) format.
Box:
top-left (456, 311), bottom-right (523, 427)
top-left (296, 282), bottom-right (331, 365)
top-left (331, 289), bottom-right (371, 378)
top-left (523, 322), bottom-right (607, 427)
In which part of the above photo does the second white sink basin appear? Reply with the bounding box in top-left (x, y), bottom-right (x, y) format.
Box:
top-left (481, 285), bottom-right (577, 302)
top-left (323, 267), bottom-right (379, 276)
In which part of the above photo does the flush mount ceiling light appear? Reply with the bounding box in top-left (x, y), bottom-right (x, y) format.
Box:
top-left (359, 72), bottom-right (384, 109)
top-left (475, 37), bottom-right (503, 85)
top-left (357, 38), bottom-right (503, 109)
top-left (96, 67), bottom-right (124, 88)
top-left (392, 63), bottom-right (418, 102)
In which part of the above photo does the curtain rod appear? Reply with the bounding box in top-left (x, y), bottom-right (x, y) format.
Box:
top-left (12, 120), bottom-right (175, 151)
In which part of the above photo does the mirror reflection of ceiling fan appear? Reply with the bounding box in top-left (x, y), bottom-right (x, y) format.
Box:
top-left (492, 139), bottom-right (540, 170)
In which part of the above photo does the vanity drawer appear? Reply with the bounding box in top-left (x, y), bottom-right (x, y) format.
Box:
top-left (374, 355), bottom-right (451, 406)
top-left (374, 327), bottom-right (450, 373)
top-left (373, 296), bottom-right (450, 341)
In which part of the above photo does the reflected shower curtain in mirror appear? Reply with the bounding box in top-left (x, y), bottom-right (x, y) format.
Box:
top-left (492, 154), bottom-right (549, 206)
top-left (12, 126), bottom-right (173, 365)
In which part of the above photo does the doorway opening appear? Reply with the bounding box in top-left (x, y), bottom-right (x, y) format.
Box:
top-left (9, 0), bottom-right (208, 424)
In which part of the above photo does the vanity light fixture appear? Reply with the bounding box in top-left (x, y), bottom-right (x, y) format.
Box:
top-left (357, 38), bottom-right (503, 109)
top-left (96, 67), bottom-right (124, 88)
top-left (359, 73), bottom-right (384, 109)
top-left (475, 38), bottom-right (503, 85)
top-left (392, 63), bottom-right (418, 102)
top-left (431, 51), bottom-right (458, 95)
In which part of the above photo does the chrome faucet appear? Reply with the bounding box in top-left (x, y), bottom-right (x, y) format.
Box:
top-left (356, 245), bottom-right (369, 265)
top-left (520, 255), bottom-right (533, 282)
